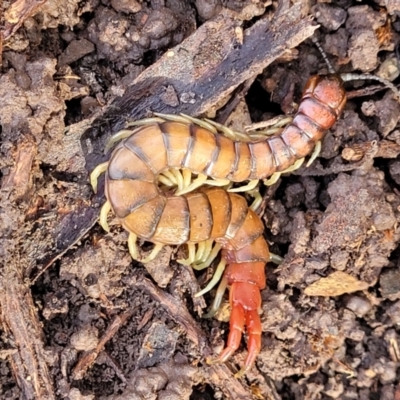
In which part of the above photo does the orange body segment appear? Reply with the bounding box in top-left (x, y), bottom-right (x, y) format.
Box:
top-left (187, 192), bottom-right (213, 242)
top-left (101, 74), bottom-right (347, 374)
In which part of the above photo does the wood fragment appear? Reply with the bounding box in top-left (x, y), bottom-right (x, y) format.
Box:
top-left (132, 275), bottom-right (208, 352)
top-left (0, 135), bottom-right (54, 398)
top-left (2, 0), bottom-right (47, 41)
top-left (342, 140), bottom-right (400, 161)
top-left (72, 309), bottom-right (135, 380)
top-left (304, 271), bottom-right (369, 297)
top-left (206, 364), bottom-right (256, 400)
top-left (1, 137), bottom-right (36, 199)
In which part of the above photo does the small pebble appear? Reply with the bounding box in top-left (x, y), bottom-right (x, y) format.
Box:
top-left (346, 295), bottom-right (372, 317)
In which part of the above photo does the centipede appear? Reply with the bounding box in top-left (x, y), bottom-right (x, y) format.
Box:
top-left (90, 65), bottom-right (399, 376)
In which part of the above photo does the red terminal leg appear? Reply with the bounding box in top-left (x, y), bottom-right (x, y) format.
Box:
top-left (210, 261), bottom-right (265, 377)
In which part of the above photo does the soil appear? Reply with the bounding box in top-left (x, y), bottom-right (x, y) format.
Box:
top-left (1, 0), bottom-right (400, 399)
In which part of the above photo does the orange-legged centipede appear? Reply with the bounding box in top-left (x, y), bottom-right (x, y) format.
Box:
top-left (90, 73), bottom-right (350, 376)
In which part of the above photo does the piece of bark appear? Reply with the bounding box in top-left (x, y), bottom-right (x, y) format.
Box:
top-left (1, 139), bottom-right (54, 398)
top-left (131, 275), bottom-right (208, 352)
top-left (82, 4), bottom-right (316, 172)
top-left (342, 139), bottom-right (400, 161)
top-left (72, 309), bottom-right (135, 380)
top-left (0, 270), bottom-right (55, 399)
top-left (207, 364), bottom-right (260, 400)
top-left (2, 0), bottom-right (48, 41)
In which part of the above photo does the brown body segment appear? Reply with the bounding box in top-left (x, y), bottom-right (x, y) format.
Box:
top-left (100, 74), bottom-right (348, 374)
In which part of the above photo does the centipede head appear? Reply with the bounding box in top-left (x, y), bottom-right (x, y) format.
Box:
top-left (302, 74), bottom-right (347, 118)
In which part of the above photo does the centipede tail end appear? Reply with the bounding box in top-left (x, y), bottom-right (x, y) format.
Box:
top-left (207, 261), bottom-right (265, 375)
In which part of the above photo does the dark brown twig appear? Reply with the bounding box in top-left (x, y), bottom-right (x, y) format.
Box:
top-left (72, 309), bottom-right (135, 380)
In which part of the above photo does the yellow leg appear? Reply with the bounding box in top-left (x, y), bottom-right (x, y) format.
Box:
top-left (282, 157), bottom-right (305, 173)
top-left (159, 169), bottom-right (177, 185)
top-left (306, 141), bottom-right (321, 167)
top-left (203, 118), bottom-right (250, 141)
top-left (175, 173), bottom-right (208, 196)
top-left (193, 241), bottom-right (206, 262)
top-left (182, 169), bottom-right (192, 188)
top-left (104, 129), bottom-right (136, 153)
top-left (172, 169), bottom-right (184, 192)
top-left (204, 178), bottom-right (231, 187)
top-left (195, 259), bottom-right (227, 298)
top-left (264, 172), bottom-right (281, 186)
top-left (141, 243), bottom-right (164, 263)
top-left (177, 243), bottom-right (196, 265)
top-left (99, 200), bottom-right (111, 232)
top-left (270, 252), bottom-right (283, 265)
top-left (228, 179), bottom-right (259, 193)
top-left (249, 189), bottom-right (262, 212)
top-left (192, 243), bottom-right (222, 270)
top-left (158, 174), bottom-right (175, 187)
top-left (202, 276), bottom-right (228, 318)
top-left (128, 232), bottom-right (138, 260)
top-left (90, 162), bottom-right (108, 193)
top-left (245, 115), bottom-right (293, 132)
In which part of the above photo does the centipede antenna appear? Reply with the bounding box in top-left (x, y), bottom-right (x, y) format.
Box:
top-left (311, 36), bottom-right (335, 74)
top-left (340, 73), bottom-right (400, 100)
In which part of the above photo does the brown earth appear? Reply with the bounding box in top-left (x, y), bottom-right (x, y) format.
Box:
top-left (1, 1), bottom-right (400, 399)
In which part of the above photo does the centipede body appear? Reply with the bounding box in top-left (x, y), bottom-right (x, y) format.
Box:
top-left (92, 73), bottom-right (348, 375)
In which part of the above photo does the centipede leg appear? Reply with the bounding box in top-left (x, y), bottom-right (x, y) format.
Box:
top-left (192, 242), bottom-right (221, 269)
top-left (270, 252), bottom-right (284, 264)
top-left (99, 200), bottom-right (112, 232)
top-left (248, 189), bottom-right (262, 212)
top-left (195, 259), bottom-right (227, 297)
top-left (126, 117), bottom-right (165, 127)
top-left (264, 172), bottom-right (281, 186)
top-left (235, 308), bottom-right (262, 378)
top-left (306, 141), bottom-right (322, 167)
top-left (128, 232), bottom-right (138, 260)
top-left (177, 243), bottom-right (196, 265)
top-left (246, 115), bottom-right (293, 133)
top-left (203, 276), bottom-right (228, 319)
top-left (208, 303), bottom-right (245, 364)
top-left (104, 130), bottom-right (137, 153)
top-left (141, 243), bottom-right (165, 263)
top-left (228, 179), bottom-right (259, 193)
top-left (90, 162), bottom-right (108, 193)
top-left (178, 114), bottom-right (218, 134)
top-left (204, 118), bottom-right (250, 141)
top-left (175, 173), bottom-right (208, 195)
